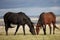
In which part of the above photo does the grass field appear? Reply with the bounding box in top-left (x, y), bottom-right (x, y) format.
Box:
top-left (0, 24), bottom-right (60, 40)
top-left (0, 18), bottom-right (60, 40)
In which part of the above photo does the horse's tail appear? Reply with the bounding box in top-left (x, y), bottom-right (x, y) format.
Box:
top-left (55, 26), bottom-right (60, 30)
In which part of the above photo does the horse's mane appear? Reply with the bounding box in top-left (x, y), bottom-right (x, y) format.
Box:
top-left (37, 12), bottom-right (45, 25)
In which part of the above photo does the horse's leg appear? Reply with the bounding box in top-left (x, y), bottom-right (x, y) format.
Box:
top-left (5, 24), bottom-right (9, 35)
top-left (53, 23), bottom-right (56, 34)
top-left (14, 24), bottom-right (20, 35)
top-left (43, 25), bottom-right (46, 35)
top-left (48, 24), bottom-right (52, 34)
top-left (5, 27), bottom-right (8, 35)
top-left (23, 25), bottom-right (25, 35)
top-left (45, 25), bottom-right (46, 35)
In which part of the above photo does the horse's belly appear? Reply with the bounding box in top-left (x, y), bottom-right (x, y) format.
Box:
top-left (11, 21), bottom-right (18, 24)
top-left (44, 18), bottom-right (52, 24)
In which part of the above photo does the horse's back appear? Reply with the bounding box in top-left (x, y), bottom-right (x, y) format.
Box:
top-left (3, 12), bottom-right (31, 24)
top-left (4, 12), bottom-right (26, 20)
top-left (40, 12), bottom-right (56, 24)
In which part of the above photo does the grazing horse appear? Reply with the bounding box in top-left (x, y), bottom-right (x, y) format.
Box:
top-left (36, 12), bottom-right (59, 35)
top-left (3, 12), bottom-right (36, 35)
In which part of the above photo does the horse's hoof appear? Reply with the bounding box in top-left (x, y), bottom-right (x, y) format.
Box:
top-left (14, 33), bottom-right (16, 35)
top-left (14, 34), bottom-right (16, 36)
top-left (53, 33), bottom-right (55, 34)
top-left (44, 33), bottom-right (46, 35)
top-left (6, 34), bottom-right (8, 36)
top-left (24, 34), bottom-right (26, 35)
top-left (36, 33), bottom-right (38, 35)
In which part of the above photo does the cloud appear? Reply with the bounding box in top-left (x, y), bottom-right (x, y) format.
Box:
top-left (0, 7), bottom-right (60, 16)
top-left (0, 0), bottom-right (60, 9)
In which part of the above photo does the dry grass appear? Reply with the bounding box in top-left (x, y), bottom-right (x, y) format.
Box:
top-left (0, 18), bottom-right (60, 40)
top-left (0, 24), bottom-right (60, 40)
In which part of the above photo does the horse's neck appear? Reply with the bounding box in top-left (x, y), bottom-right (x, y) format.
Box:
top-left (27, 22), bottom-right (32, 28)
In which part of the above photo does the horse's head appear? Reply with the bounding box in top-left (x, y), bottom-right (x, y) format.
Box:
top-left (29, 22), bottom-right (36, 35)
top-left (36, 23), bottom-right (41, 35)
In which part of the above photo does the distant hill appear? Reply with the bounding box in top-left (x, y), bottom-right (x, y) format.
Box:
top-left (0, 16), bottom-right (3, 19)
top-left (0, 15), bottom-right (60, 19)
top-left (56, 15), bottom-right (60, 16)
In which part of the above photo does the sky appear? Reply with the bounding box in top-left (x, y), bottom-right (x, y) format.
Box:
top-left (0, 0), bottom-right (60, 8)
top-left (0, 0), bottom-right (60, 16)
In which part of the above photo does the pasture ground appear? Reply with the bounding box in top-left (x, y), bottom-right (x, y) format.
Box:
top-left (0, 24), bottom-right (60, 40)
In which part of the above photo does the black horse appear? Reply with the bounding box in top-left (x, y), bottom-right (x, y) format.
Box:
top-left (3, 12), bottom-right (36, 35)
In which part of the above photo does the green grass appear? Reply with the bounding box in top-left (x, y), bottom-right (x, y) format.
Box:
top-left (0, 25), bottom-right (60, 40)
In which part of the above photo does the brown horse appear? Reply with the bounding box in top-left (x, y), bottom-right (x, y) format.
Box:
top-left (36, 12), bottom-right (59, 35)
